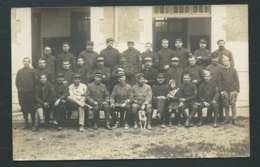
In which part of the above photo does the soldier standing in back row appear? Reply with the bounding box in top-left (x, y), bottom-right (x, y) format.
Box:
top-left (173, 39), bottom-right (192, 69)
top-left (41, 46), bottom-right (56, 78)
top-left (212, 39), bottom-right (234, 67)
top-left (157, 39), bottom-right (174, 71)
top-left (141, 42), bottom-right (159, 69)
top-left (57, 42), bottom-right (76, 72)
top-left (194, 38), bottom-right (211, 69)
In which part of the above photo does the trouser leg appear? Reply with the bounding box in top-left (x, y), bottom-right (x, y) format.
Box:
top-left (131, 104), bottom-right (139, 123)
top-left (157, 99), bottom-right (166, 124)
top-left (93, 106), bottom-right (100, 124)
top-left (230, 91), bottom-right (238, 122)
top-left (212, 103), bottom-right (219, 127)
top-left (206, 107), bottom-right (212, 124)
top-left (218, 96), bottom-right (224, 122)
top-left (30, 111), bottom-right (36, 126)
top-left (110, 107), bottom-right (119, 123)
top-left (44, 107), bottom-right (50, 124)
top-left (78, 106), bottom-right (85, 126)
top-left (197, 107), bottom-right (203, 126)
top-left (125, 104), bottom-right (131, 125)
top-left (103, 105), bottom-right (110, 124)
top-left (36, 108), bottom-right (44, 125)
top-left (56, 103), bottom-right (65, 126)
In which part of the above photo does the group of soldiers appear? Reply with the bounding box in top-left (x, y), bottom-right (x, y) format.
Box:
top-left (16, 37), bottom-right (239, 132)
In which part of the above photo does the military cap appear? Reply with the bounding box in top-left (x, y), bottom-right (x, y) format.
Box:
top-left (203, 70), bottom-right (211, 76)
top-left (217, 39), bottom-right (225, 44)
top-left (106, 38), bottom-right (114, 43)
top-left (199, 39), bottom-right (207, 43)
top-left (136, 73), bottom-right (144, 79)
top-left (157, 73), bottom-right (165, 78)
top-left (117, 71), bottom-right (125, 77)
top-left (175, 38), bottom-right (183, 42)
top-left (119, 53), bottom-right (127, 58)
top-left (171, 57), bottom-right (179, 61)
top-left (95, 71), bottom-right (104, 78)
top-left (97, 57), bottom-right (104, 61)
top-left (73, 73), bottom-right (81, 78)
top-left (144, 57), bottom-right (152, 61)
top-left (86, 41), bottom-right (94, 45)
top-left (56, 72), bottom-right (64, 78)
top-left (127, 39), bottom-right (135, 44)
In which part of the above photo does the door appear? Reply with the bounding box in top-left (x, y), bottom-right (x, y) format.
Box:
top-left (153, 18), bottom-right (187, 52)
top-left (31, 13), bottom-right (41, 68)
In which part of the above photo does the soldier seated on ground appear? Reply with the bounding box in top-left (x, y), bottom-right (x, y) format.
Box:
top-left (66, 73), bottom-right (90, 132)
top-left (110, 71), bottom-right (133, 130)
top-left (132, 73), bottom-right (152, 130)
top-left (198, 70), bottom-right (220, 128)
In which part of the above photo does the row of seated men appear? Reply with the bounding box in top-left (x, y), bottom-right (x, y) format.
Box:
top-left (16, 51), bottom-right (239, 132)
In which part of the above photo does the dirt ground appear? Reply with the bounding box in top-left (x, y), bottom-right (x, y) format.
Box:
top-left (12, 108), bottom-right (250, 160)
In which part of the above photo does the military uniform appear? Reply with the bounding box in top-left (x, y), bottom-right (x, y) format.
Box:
top-left (41, 54), bottom-right (56, 77)
top-left (141, 67), bottom-right (158, 87)
top-left (112, 63), bottom-right (135, 86)
top-left (35, 68), bottom-right (54, 84)
top-left (100, 47), bottom-right (120, 72)
top-left (194, 48), bottom-right (211, 69)
top-left (91, 66), bottom-right (111, 89)
top-left (59, 69), bottom-right (74, 86)
top-left (157, 48), bottom-right (174, 70)
top-left (183, 65), bottom-right (205, 87)
top-left (212, 48), bottom-right (234, 67)
top-left (78, 50), bottom-right (99, 73)
top-left (173, 47), bottom-right (191, 69)
top-left (123, 48), bottom-right (142, 74)
top-left (141, 51), bottom-right (159, 69)
top-left (76, 64), bottom-right (88, 85)
top-left (165, 65), bottom-right (183, 87)
top-left (57, 52), bottom-right (76, 72)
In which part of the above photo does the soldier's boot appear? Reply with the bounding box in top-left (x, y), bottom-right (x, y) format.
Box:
top-left (133, 122), bottom-right (138, 130)
top-left (176, 112), bottom-right (182, 127)
top-left (197, 109), bottom-right (203, 126)
top-left (105, 121), bottom-right (112, 130)
top-left (231, 104), bottom-right (237, 124)
top-left (112, 121), bottom-right (120, 129)
top-left (224, 106), bottom-right (230, 124)
top-left (147, 112), bottom-right (152, 130)
top-left (22, 112), bottom-right (30, 129)
top-left (168, 111), bottom-right (172, 127)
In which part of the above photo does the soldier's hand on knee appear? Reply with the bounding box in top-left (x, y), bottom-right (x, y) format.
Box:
top-left (212, 100), bottom-right (217, 104)
top-left (110, 103), bottom-right (115, 108)
top-left (54, 99), bottom-right (60, 107)
top-left (93, 101), bottom-right (98, 106)
top-left (121, 103), bottom-right (126, 108)
top-left (179, 102), bottom-right (184, 107)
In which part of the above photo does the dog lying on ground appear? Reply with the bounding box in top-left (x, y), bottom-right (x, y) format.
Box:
top-left (138, 110), bottom-right (147, 129)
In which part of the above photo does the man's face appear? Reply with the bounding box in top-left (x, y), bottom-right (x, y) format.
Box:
top-left (62, 44), bottom-right (70, 52)
top-left (204, 75), bottom-right (211, 82)
top-left (137, 77), bottom-right (145, 86)
top-left (223, 59), bottom-right (230, 67)
top-left (56, 77), bottom-right (64, 84)
top-left (63, 62), bottom-right (70, 70)
top-left (162, 41), bottom-right (169, 48)
top-left (157, 77), bottom-right (165, 84)
top-left (175, 41), bottom-right (183, 48)
top-left (199, 42), bottom-right (207, 49)
top-left (218, 41), bottom-right (225, 50)
top-left (118, 76), bottom-right (126, 84)
top-left (38, 60), bottom-right (46, 69)
top-left (73, 78), bottom-right (81, 86)
top-left (212, 57), bottom-right (219, 64)
top-left (97, 61), bottom-right (104, 67)
top-left (189, 57), bottom-right (196, 66)
top-left (145, 61), bottom-right (152, 68)
top-left (183, 75), bottom-right (191, 84)
top-left (127, 42), bottom-right (134, 49)
top-left (95, 76), bottom-right (102, 83)
top-left (145, 44), bottom-right (152, 52)
top-left (77, 59), bottom-right (84, 66)
top-left (86, 44), bottom-right (93, 51)
top-left (107, 41), bottom-right (113, 48)
top-left (171, 61), bottom-right (179, 67)
top-left (44, 47), bottom-right (51, 56)
top-left (40, 75), bottom-right (47, 84)
top-left (23, 58), bottom-right (30, 68)
top-left (119, 56), bottom-right (126, 63)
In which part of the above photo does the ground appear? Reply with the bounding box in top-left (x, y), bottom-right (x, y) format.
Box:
top-left (12, 108), bottom-right (250, 160)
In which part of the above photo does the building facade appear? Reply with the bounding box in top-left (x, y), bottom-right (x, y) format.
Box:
top-left (11, 5), bottom-right (248, 111)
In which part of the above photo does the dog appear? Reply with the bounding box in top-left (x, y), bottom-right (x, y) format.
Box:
top-left (138, 110), bottom-right (147, 129)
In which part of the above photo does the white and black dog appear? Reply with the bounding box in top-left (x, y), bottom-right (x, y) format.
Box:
top-left (138, 110), bottom-right (147, 129)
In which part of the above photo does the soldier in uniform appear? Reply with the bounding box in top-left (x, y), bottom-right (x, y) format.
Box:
top-left (100, 38), bottom-right (120, 73)
top-left (206, 53), bottom-right (224, 122)
top-left (183, 56), bottom-right (205, 87)
top-left (123, 40), bottom-right (142, 74)
top-left (57, 42), bottom-right (76, 72)
top-left (152, 73), bottom-right (168, 128)
top-left (157, 39), bottom-right (174, 71)
top-left (198, 70), bottom-right (220, 128)
top-left (52, 72), bottom-right (69, 130)
top-left (212, 39), bottom-right (235, 67)
top-left (16, 57), bottom-right (36, 130)
top-left (78, 41), bottom-right (99, 80)
top-left (141, 57), bottom-right (158, 87)
top-left (59, 60), bottom-right (74, 86)
top-left (41, 46), bottom-right (56, 77)
top-left (75, 57), bottom-right (88, 85)
top-left (141, 42), bottom-right (159, 69)
top-left (35, 59), bottom-right (54, 84)
top-left (165, 57), bottom-right (183, 87)
top-left (86, 72), bottom-right (111, 130)
top-left (178, 74), bottom-right (199, 128)
top-left (91, 57), bottom-right (111, 90)
top-left (67, 73), bottom-right (90, 132)
top-left (173, 39), bottom-right (192, 69)
top-left (110, 71), bottom-right (133, 130)
top-left (219, 56), bottom-right (240, 124)
top-left (34, 73), bottom-right (56, 131)
top-left (194, 39), bottom-right (211, 69)
top-left (132, 73), bottom-right (153, 130)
